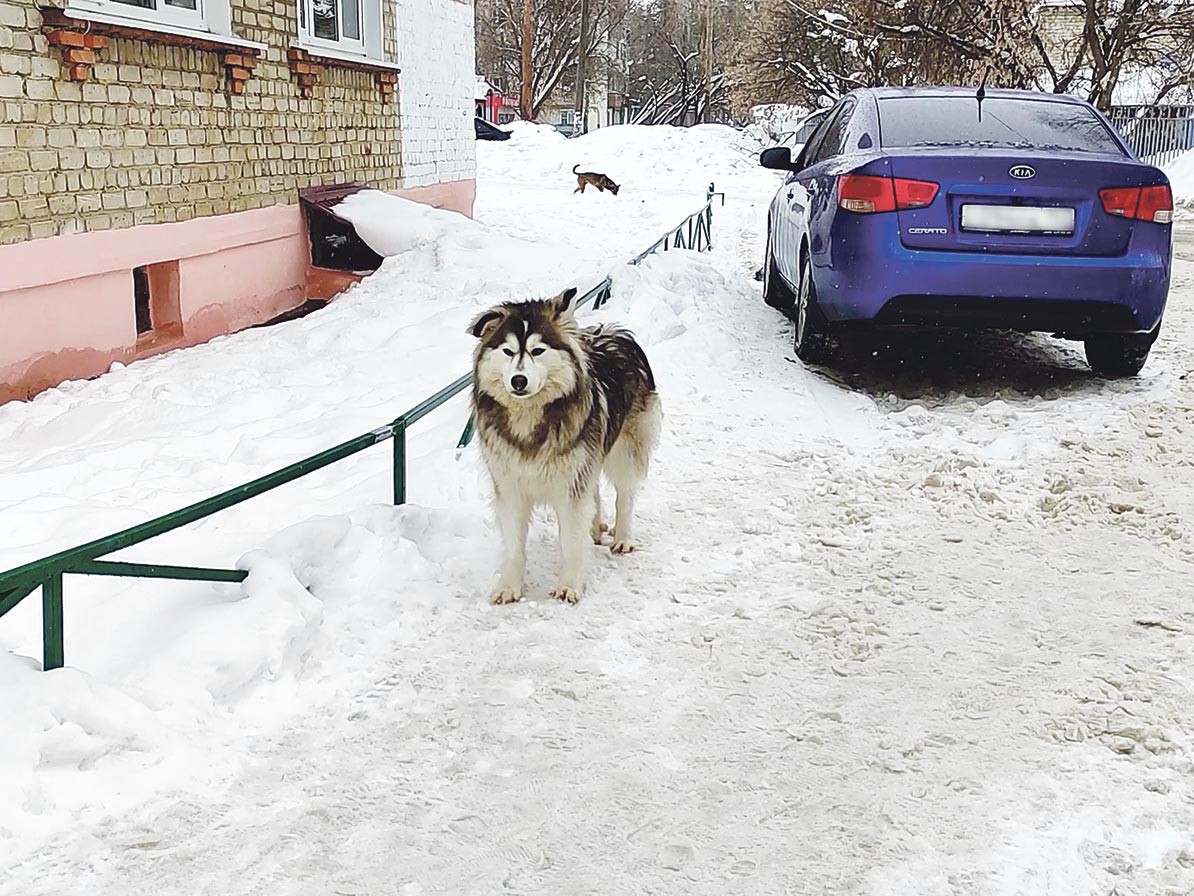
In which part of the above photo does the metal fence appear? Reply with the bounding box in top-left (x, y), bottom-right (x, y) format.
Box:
top-left (1109, 104), bottom-right (1194, 167)
top-left (0, 184), bottom-right (724, 672)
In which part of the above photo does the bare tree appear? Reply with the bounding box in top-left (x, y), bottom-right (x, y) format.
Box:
top-left (521, 0), bottom-right (535, 119)
top-left (476, 0), bottom-right (625, 118)
top-left (626, 0), bottom-right (746, 125)
top-left (732, 0), bottom-right (1194, 114)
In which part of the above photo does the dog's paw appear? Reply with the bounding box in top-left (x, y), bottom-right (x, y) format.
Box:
top-left (610, 537), bottom-right (636, 554)
top-left (549, 586), bottom-right (581, 604)
top-left (491, 588), bottom-right (523, 605)
top-left (590, 521), bottom-right (609, 544)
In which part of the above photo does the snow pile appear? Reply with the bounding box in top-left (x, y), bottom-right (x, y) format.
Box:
top-left (473, 120), bottom-right (783, 272)
top-left (335, 191), bottom-right (477, 257)
top-left (1166, 149), bottom-right (1194, 214)
top-left (745, 102), bottom-right (812, 144)
top-left (478, 122), bottom-right (773, 198)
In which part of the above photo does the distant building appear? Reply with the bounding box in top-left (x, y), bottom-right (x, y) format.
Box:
top-left (536, 27), bottom-right (633, 134)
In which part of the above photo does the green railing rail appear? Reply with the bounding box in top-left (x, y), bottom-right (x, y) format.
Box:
top-left (0, 183), bottom-right (724, 672)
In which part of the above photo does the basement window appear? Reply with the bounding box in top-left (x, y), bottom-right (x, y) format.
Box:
top-left (133, 267), bottom-right (153, 335)
top-left (132, 261), bottom-right (183, 344)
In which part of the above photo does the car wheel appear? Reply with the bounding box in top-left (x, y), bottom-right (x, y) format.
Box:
top-left (1084, 328), bottom-right (1158, 378)
top-left (794, 255), bottom-right (833, 364)
top-left (762, 230), bottom-right (794, 312)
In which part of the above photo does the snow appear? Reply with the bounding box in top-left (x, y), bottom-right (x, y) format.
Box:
top-left (1166, 148), bottom-right (1194, 212)
top-left (3, 123), bottom-right (1194, 894)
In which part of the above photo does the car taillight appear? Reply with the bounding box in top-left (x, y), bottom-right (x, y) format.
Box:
top-left (838, 175), bottom-right (939, 213)
top-left (1138, 185), bottom-right (1174, 224)
top-left (1099, 185), bottom-right (1173, 224)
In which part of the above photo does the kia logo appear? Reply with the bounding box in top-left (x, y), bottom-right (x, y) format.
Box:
top-left (1009, 165), bottom-right (1036, 179)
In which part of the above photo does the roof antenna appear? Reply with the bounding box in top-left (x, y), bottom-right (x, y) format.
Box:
top-left (976, 64), bottom-right (990, 122)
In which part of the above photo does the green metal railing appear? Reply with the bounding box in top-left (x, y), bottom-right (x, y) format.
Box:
top-left (0, 184), bottom-right (723, 672)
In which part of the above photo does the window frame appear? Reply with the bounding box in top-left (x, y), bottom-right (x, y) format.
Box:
top-left (808, 98), bottom-right (856, 167)
top-left (297, 0), bottom-right (382, 59)
top-left (796, 104), bottom-right (845, 171)
top-left (69, 0), bottom-right (211, 33)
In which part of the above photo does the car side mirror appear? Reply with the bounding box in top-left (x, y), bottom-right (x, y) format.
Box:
top-left (759, 147), bottom-right (795, 171)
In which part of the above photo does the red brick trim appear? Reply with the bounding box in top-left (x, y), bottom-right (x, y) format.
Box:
top-left (287, 47), bottom-right (323, 98)
top-left (41, 8), bottom-right (261, 91)
top-left (45, 26), bottom-right (109, 82)
top-left (287, 47), bottom-right (400, 102)
top-left (221, 52), bottom-right (256, 94)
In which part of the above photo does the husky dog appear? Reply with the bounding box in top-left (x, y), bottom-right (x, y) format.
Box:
top-left (468, 288), bottom-right (661, 605)
top-left (573, 164), bottom-right (621, 195)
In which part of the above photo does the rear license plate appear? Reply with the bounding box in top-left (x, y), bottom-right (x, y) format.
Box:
top-left (960, 204), bottom-right (1075, 235)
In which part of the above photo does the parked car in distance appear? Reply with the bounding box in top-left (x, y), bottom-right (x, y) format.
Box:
top-left (775, 109), bottom-right (829, 156)
top-left (759, 86), bottom-right (1175, 376)
top-left (475, 117), bottom-right (511, 141)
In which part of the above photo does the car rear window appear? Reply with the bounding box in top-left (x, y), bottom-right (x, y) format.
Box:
top-left (877, 96), bottom-right (1125, 155)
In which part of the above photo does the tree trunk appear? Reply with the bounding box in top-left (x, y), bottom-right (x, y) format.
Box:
top-left (702, 0), bottom-right (714, 123)
top-left (574, 0), bottom-right (591, 132)
top-left (520, 0), bottom-right (535, 120)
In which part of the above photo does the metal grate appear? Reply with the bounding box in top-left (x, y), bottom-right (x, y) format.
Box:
top-left (1108, 104), bottom-right (1194, 167)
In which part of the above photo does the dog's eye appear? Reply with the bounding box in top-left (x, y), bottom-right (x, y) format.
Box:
top-left (502, 348), bottom-right (515, 357)
top-left (530, 347), bottom-right (546, 357)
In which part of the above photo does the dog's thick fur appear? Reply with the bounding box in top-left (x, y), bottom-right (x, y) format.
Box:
top-left (573, 164), bottom-right (620, 195)
top-left (468, 288), bottom-right (660, 604)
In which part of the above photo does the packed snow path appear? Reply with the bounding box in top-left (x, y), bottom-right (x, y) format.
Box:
top-left (4, 126), bottom-right (1194, 894)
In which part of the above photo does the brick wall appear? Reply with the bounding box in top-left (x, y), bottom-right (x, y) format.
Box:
top-left (0, 0), bottom-right (475, 248)
top-left (393, 0), bottom-right (475, 188)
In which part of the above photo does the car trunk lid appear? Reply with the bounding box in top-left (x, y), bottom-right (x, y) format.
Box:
top-left (886, 150), bottom-right (1162, 257)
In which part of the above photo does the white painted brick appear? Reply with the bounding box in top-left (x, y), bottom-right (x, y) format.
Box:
top-left (394, 0), bottom-right (476, 188)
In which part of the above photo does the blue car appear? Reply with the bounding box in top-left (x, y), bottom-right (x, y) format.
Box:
top-left (759, 87), bottom-right (1175, 376)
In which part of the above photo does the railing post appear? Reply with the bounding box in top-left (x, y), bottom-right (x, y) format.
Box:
top-left (706, 182), bottom-right (715, 251)
top-left (458, 411), bottom-right (476, 449)
top-left (393, 419), bottom-right (407, 505)
top-left (42, 573), bottom-right (63, 671)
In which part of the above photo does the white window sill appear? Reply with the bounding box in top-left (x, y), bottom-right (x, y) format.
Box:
top-left (51, 4), bottom-right (266, 52)
top-left (291, 40), bottom-right (400, 72)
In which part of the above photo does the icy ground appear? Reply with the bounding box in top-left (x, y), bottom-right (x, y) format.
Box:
top-left (3, 125), bottom-right (1194, 895)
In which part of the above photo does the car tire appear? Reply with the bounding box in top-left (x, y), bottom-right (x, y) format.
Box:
top-left (1084, 328), bottom-right (1158, 378)
top-left (762, 231), bottom-right (794, 313)
top-left (794, 255), bottom-right (833, 365)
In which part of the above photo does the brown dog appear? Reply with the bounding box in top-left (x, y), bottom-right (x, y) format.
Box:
top-left (573, 164), bottom-right (620, 195)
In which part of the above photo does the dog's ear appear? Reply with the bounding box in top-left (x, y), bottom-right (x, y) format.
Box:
top-left (553, 287), bottom-right (578, 319)
top-left (468, 308), bottom-right (505, 340)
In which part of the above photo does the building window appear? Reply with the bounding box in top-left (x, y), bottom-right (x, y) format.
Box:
top-left (115, 0), bottom-right (204, 27)
top-left (560, 109), bottom-right (576, 126)
top-left (132, 261), bottom-right (183, 344)
top-left (298, 0), bottom-right (382, 57)
top-left (133, 267), bottom-right (153, 335)
top-left (70, 0), bottom-right (214, 30)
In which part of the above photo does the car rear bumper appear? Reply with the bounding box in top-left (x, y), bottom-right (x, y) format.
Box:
top-left (815, 218), bottom-right (1172, 334)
